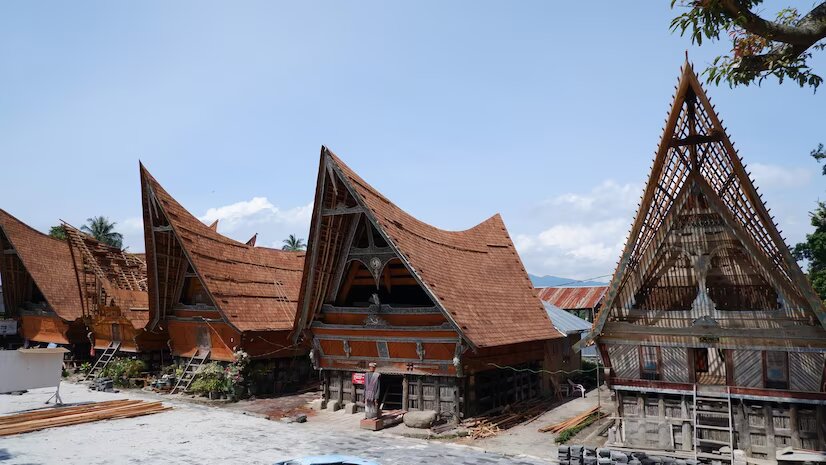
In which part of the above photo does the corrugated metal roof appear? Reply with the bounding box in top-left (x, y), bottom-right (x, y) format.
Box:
top-left (543, 302), bottom-right (591, 335)
top-left (537, 286), bottom-right (607, 310)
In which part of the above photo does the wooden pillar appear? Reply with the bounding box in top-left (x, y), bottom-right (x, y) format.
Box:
top-left (734, 400), bottom-right (751, 456)
top-left (434, 376), bottom-right (441, 414)
top-left (453, 379), bottom-right (461, 423)
top-left (402, 375), bottom-right (409, 410)
top-left (417, 377), bottom-right (423, 411)
top-left (657, 394), bottom-right (669, 449)
top-left (816, 405), bottom-right (826, 451)
top-left (681, 396), bottom-right (693, 451)
top-left (789, 404), bottom-right (801, 449)
top-left (338, 372), bottom-right (344, 405)
top-left (764, 403), bottom-right (776, 461)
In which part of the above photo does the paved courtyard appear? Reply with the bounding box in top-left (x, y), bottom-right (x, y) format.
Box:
top-left (0, 383), bottom-right (552, 465)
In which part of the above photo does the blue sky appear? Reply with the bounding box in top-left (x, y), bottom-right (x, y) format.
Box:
top-left (1, 1), bottom-right (823, 279)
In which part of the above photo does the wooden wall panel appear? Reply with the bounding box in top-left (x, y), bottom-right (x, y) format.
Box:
top-left (167, 320), bottom-right (237, 361)
top-left (789, 352), bottom-right (825, 392)
top-left (734, 350), bottom-right (762, 388)
top-left (662, 346), bottom-right (689, 383)
top-left (608, 344), bottom-right (639, 379)
top-left (20, 315), bottom-right (73, 344)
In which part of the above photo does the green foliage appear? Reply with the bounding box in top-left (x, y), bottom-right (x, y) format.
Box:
top-left (555, 411), bottom-right (602, 444)
top-left (793, 148), bottom-right (826, 301)
top-left (79, 362), bottom-right (92, 374)
top-left (81, 216), bottom-right (124, 249)
top-left (48, 225), bottom-right (67, 240)
top-left (670, 1), bottom-right (824, 90)
top-left (190, 350), bottom-right (250, 397)
top-left (812, 143), bottom-right (826, 175)
top-left (190, 362), bottom-right (228, 395)
top-left (281, 234), bottom-right (306, 251)
top-left (100, 357), bottom-right (147, 387)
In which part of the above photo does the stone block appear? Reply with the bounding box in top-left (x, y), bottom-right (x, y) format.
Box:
top-left (310, 399), bottom-right (325, 411)
top-left (325, 400), bottom-right (341, 412)
top-left (344, 402), bottom-right (358, 414)
top-left (403, 410), bottom-right (438, 429)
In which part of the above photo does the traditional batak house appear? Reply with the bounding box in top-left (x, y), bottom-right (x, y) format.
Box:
top-left (537, 285), bottom-right (607, 322)
top-left (0, 209), bottom-right (87, 352)
top-left (140, 165), bottom-right (310, 393)
top-left (580, 63), bottom-right (826, 460)
top-left (62, 223), bottom-right (167, 370)
top-left (294, 148), bottom-right (563, 421)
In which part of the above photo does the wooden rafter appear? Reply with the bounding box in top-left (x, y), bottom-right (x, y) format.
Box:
top-left (579, 61), bottom-right (826, 348)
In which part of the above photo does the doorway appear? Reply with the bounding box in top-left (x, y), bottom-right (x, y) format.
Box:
top-left (378, 374), bottom-right (404, 411)
top-left (110, 324), bottom-right (122, 343)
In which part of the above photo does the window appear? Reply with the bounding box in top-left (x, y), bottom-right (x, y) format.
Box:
top-left (764, 351), bottom-right (788, 389)
top-left (694, 349), bottom-right (709, 373)
top-left (640, 346), bottom-right (661, 380)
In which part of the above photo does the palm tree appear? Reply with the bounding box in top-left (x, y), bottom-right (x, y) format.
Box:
top-left (282, 234), bottom-right (306, 251)
top-left (81, 216), bottom-right (123, 249)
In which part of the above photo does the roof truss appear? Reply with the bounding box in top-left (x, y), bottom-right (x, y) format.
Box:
top-left (579, 62), bottom-right (826, 348)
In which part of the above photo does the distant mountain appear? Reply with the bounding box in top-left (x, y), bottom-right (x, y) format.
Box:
top-left (529, 274), bottom-right (608, 288)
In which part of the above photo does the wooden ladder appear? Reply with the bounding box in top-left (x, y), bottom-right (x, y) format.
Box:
top-left (170, 349), bottom-right (210, 395)
top-left (85, 341), bottom-right (121, 381)
top-left (693, 385), bottom-right (735, 462)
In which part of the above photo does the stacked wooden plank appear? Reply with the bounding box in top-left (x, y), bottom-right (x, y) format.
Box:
top-left (538, 406), bottom-right (604, 433)
top-left (0, 399), bottom-right (170, 436)
top-left (463, 399), bottom-right (552, 439)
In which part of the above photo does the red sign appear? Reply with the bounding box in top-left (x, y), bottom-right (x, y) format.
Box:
top-left (351, 372), bottom-right (366, 385)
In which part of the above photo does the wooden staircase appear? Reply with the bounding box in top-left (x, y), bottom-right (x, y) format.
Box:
top-left (170, 349), bottom-right (210, 395)
top-left (85, 342), bottom-right (121, 381)
top-left (380, 381), bottom-right (404, 411)
top-left (693, 385), bottom-right (735, 462)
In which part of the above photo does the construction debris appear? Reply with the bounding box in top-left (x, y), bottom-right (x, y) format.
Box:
top-left (538, 406), bottom-right (605, 433)
top-left (0, 399), bottom-right (170, 436)
top-left (463, 398), bottom-right (552, 439)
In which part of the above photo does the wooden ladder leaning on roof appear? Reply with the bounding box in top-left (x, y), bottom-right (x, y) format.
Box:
top-left (693, 384), bottom-right (735, 462)
top-left (84, 341), bottom-right (121, 381)
top-left (170, 349), bottom-right (210, 395)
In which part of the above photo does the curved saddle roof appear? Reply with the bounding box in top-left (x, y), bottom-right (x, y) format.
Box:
top-left (0, 209), bottom-right (83, 321)
top-left (140, 166), bottom-right (305, 332)
top-left (300, 149), bottom-right (559, 348)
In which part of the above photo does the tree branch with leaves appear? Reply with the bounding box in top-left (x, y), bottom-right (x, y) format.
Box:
top-left (671, 0), bottom-right (826, 89)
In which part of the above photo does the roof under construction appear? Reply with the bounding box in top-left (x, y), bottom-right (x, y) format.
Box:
top-left (63, 223), bottom-right (150, 329)
top-left (140, 165), bottom-right (305, 332)
top-left (583, 62), bottom-right (826, 347)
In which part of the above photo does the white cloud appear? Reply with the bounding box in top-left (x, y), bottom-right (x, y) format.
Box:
top-left (196, 197), bottom-right (313, 248)
top-left (118, 217), bottom-right (144, 234)
top-left (516, 181), bottom-right (639, 279)
top-left (199, 197), bottom-right (312, 233)
top-left (749, 163), bottom-right (812, 188)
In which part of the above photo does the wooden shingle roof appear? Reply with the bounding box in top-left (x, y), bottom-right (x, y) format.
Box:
top-left (0, 209), bottom-right (83, 321)
top-left (140, 166), bottom-right (305, 332)
top-left (299, 149), bottom-right (559, 348)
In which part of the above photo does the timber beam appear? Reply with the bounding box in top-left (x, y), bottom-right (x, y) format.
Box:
top-left (322, 206), bottom-right (364, 216)
top-left (669, 131), bottom-right (723, 148)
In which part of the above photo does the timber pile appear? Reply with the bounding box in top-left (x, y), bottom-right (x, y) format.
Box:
top-left (0, 399), bottom-right (170, 436)
top-left (538, 406), bottom-right (604, 433)
top-left (464, 399), bottom-right (552, 439)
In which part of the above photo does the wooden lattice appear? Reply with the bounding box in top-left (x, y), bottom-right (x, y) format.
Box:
top-left (583, 62), bottom-right (826, 343)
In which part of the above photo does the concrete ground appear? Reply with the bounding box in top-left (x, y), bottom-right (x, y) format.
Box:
top-left (0, 383), bottom-right (553, 465)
